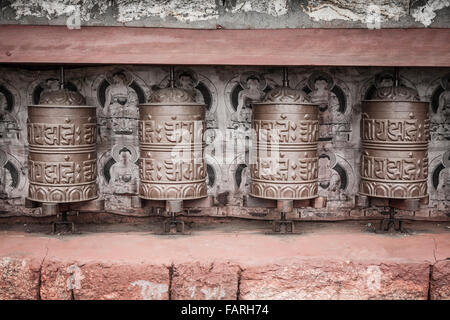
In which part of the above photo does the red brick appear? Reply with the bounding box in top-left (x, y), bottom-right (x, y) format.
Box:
top-left (240, 261), bottom-right (429, 300)
top-left (41, 260), bottom-right (170, 300)
top-left (171, 262), bottom-right (239, 300)
top-left (431, 260), bottom-right (450, 300)
top-left (0, 257), bottom-right (41, 300)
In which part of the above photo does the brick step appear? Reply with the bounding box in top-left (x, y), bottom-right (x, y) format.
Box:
top-left (0, 226), bottom-right (449, 300)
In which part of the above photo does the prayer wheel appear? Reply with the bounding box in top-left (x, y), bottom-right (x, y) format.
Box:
top-left (250, 83), bottom-right (319, 200)
top-left (360, 82), bottom-right (430, 199)
top-left (138, 85), bottom-right (207, 200)
top-left (27, 88), bottom-right (98, 203)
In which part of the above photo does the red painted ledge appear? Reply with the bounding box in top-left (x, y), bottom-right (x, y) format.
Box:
top-left (0, 25), bottom-right (449, 66)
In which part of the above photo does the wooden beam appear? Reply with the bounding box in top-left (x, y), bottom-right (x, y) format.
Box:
top-left (0, 25), bottom-right (449, 66)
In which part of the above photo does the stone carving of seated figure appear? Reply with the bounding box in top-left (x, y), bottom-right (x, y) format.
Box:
top-left (232, 75), bottom-right (265, 122)
top-left (318, 155), bottom-right (346, 200)
top-left (110, 148), bottom-right (138, 195)
top-left (177, 72), bottom-right (204, 104)
top-left (0, 150), bottom-right (12, 199)
top-left (0, 92), bottom-right (19, 141)
top-left (104, 72), bottom-right (139, 135)
top-left (308, 74), bottom-right (343, 124)
top-left (438, 77), bottom-right (450, 122)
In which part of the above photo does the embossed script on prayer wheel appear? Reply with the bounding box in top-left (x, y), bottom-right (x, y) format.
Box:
top-left (27, 89), bottom-right (98, 203)
top-left (250, 86), bottom-right (319, 200)
top-left (360, 85), bottom-right (430, 199)
top-left (138, 87), bottom-right (207, 200)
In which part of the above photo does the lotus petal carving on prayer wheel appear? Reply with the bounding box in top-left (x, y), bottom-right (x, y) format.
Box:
top-left (360, 84), bottom-right (430, 199)
top-left (250, 85), bottom-right (319, 200)
top-left (138, 87), bottom-right (207, 200)
top-left (27, 89), bottom-right (98, 203)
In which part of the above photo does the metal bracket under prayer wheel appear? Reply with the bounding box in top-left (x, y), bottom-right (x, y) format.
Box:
top-left (162, 200), bottom-right (190, 235)
top-left (52, 211), bottom-right (76, 234)
top-left (34, 203), bottom-right (77, 234)
top-left (25, 198), bottom-right (104, 234)
top-left (372, 198), bottom-right (426, 233)
top-left (267, 200), bottom-right (295, 234)
top-left (378, 206), bottom-right (403, 233)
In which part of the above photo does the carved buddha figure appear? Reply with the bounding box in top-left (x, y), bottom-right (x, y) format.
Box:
top-left (234, 76), bottom-right (265, 121)
top-left (239, 166), bottom-right (250, 194)
top-left (177, 72), bottom-right (204, 104)
top-left (110, 148), bottom-right (138, 194)
top-left (0, 151), bottom-right (11, 198)
top-left (105, 72), bottom-right (139, 134)
top-left (318, 155), bottom-right (343, 200)
top-left (374, 74), bottom-right (419, 101)
top-left (0, 92), bottom-right (19, 140)
top-left (438, 78), bottom-right (450, 122)
top-left (308, 77), bottom-right (340, 124)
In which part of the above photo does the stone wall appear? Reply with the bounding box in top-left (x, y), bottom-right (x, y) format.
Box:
top-left (0, 65), bottom-right (449, 220)
top-left (1, 0), bottom-right (450, 29)
top-left (1, 230), bottom-right (449, 300)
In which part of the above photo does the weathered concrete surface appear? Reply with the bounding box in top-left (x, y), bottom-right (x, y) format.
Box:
top-left (430, 260), bottom-right (450, 300)
top-left (0, 227), bottom-right (449, 300)
top-left (1, 0), bottom-right (450, 28)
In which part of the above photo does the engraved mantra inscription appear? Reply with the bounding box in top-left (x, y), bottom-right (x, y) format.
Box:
top-left (138, 117), bottom-right (207, 200)
top-left (27, 106), bottom-right (98, 203)
top-left (139, 158), bottom-right (205, 182)
top-left (359, 101), bottom-right (429, 199)
top-left (361, 155), bottom-right (428, 181)
top-left (28, 159), bottom-right (97, 184)
top-left (139, 120), bottom-right (203, 144)
top-left (27, 123), bottom-right (96, 145)
top-left (362, 116), bottom-right (430, 142)
top-left (250, 113), bottom-right (319, 200)
top-left (251, 157), bottom-right (318, 182)
top-left (253, 120), bottom-right (318, 143)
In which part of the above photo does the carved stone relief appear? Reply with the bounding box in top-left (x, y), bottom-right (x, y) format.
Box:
top-left (0, 65), bottom-right (448, 218)
top-left (0, 82), bottom-right (21, 143)
top-left (109, 144), bottom-right (139, 195)
top-left (296, 71), bottom-right (352, 141)
top-left (92, 68), bottom-right (148, 142)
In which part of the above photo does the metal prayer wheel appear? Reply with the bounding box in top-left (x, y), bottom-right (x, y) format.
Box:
top-left (27, 88), bottom-right (98, 203)
top-left (360, 81), bottom-right (430, 199)
top-left (250, 79), bottom-right (319, 200)
top-left (138, 84), bottom-right (207, 201)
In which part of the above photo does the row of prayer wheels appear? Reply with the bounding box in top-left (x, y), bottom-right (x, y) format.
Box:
top-left (26, 69), bottom-right (430, 215)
